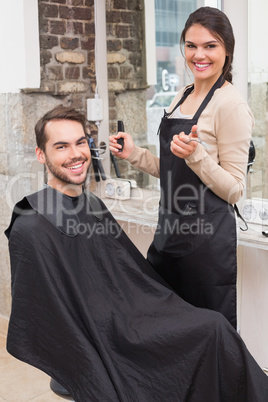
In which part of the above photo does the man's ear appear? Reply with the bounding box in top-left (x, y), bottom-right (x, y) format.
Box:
top-left (35, 147), bottom-right (46, 164)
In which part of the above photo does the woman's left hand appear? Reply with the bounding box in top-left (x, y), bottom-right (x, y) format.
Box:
top-left (170, 125), bottom-right (199, 159)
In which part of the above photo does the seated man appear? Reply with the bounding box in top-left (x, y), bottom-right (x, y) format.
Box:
top-left (5, 105), bottom-right (268, 402)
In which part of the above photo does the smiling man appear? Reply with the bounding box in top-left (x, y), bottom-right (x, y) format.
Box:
top-left (35, 105), bottom-right (91, 195)
top-left (5, 105), bottom-right (268, 401)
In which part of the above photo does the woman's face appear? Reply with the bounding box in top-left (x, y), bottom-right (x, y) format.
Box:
top-left (184, 23), bottom-right (227, 83)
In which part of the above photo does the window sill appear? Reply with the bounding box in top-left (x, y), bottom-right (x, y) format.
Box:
top-left (238, 223), bottom-right (268, 251)
top-left (101, 189), bottom-right (268, 251)
top-left (102, 188), bottom-right (159, 228)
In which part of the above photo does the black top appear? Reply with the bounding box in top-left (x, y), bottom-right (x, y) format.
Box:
top-left (5, 187), bottom-right (268, 401)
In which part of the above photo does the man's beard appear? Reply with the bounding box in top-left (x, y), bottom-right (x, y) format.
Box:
top-left (45, 155), bottom-right (90, 186)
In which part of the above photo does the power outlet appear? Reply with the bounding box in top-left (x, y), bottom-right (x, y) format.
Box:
top-left (102, 178), bottom-right (131, 200)
top-left (87, 98), bottom-right (103, 121)
top-left (241, 198), bottom-right (268, 225)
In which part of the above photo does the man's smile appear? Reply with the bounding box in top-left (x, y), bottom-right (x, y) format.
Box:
top-left (66, 162), bottom-right (84, 170)
top-left (63, 159), bottom-right (88, 172)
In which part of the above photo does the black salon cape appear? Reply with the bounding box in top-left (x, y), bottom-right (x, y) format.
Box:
top-left (5, 187), bottom-right (268, 402)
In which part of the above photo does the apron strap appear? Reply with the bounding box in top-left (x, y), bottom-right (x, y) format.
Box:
top-left (165, 85), bottom-right (194, 117)
top-left (165, 74), bottom-right (225, 119)
top-left (193, 75), bottom-right (225, 120)
top-left (234, 203), bottom-right (248, 231)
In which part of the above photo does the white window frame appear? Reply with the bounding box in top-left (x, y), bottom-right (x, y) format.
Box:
top-left (222, 0), bottom-right (248, 100)
top-left (93, 0), bottom-right (110, 177)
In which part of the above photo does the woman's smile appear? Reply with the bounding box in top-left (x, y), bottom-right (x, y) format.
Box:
top-left (193, 62), bottom-right (211, 71)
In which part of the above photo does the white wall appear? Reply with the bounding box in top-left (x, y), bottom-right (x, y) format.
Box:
top-left (0, 0), bottom-right (40, 93)
top-left (237, 245), bottom-right (268, 369)
top-left (222, 0), bottom-right (248, 100)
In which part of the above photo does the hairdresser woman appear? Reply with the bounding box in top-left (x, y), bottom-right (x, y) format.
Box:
top-left (109, 7), bottom-right (254, 329)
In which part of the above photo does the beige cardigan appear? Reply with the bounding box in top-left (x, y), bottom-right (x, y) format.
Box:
top-left (126, 83), bottom-right (254, 205)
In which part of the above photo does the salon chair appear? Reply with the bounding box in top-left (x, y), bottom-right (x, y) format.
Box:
top-left (50, 378), bottom-right (71, 397)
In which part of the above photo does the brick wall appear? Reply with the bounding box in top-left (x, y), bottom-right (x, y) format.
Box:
top-left (38, 0), bottom-right (149, 185)
top-left (36, 0), bottom-right (103, 187)
top-left (38, 0), bottom-right (95, 114)
top-left (37, 0), bottom-right (149, 187)
top-left (106, 0), bottom-right (146, 134)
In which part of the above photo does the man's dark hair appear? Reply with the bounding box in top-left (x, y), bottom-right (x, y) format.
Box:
top-left (35, 105), bottom-right (88, 151)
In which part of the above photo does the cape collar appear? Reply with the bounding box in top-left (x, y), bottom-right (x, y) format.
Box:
top-left (5, 186), bottom-right (103, 238)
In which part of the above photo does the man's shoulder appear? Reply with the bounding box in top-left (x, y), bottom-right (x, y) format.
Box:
top-left (5, 187), bottom-right (57, 239)
top-left (5, 195), bottom-right (37, 239)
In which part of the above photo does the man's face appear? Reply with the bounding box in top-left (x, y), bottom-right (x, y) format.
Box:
top-left (36, 119), bottom-right (91, 195)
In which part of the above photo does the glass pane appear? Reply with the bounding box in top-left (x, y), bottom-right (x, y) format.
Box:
top-left (247, 0), bottom-right (268, 200)
top-left (146, 0), bottom-right (205, 162)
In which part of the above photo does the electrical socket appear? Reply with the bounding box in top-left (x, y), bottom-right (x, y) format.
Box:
top-left (102, 178), bottom-right (131, 200)
top-left (87, 98), bottom-right (103, 121)
top-left (241, 198), bottom-right (268, 225)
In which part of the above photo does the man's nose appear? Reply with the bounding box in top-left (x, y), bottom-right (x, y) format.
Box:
top-left (68, 145), bottom-right (82, 159)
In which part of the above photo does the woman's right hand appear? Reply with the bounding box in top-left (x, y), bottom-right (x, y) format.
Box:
top-left (109, 132), bottom-right (135, 159)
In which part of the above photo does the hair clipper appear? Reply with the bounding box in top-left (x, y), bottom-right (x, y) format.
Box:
top-left (117, 120), bottom-right (124, 152)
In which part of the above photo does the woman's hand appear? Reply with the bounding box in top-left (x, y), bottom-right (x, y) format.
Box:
top-left (109, 132), bottom-right (135, 160)
top-left (170, 124), bottom-right (199, 159)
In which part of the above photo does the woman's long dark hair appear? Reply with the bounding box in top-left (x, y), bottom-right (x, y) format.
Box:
top-left (180, 7), bottom-right (235, 83)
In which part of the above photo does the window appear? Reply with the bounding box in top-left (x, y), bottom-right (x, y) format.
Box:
top-left (155, 0), bottom-right (196, 47)
top-left (247, 0), bottom-right (268, 200)
top-left (146, 0), bottom-right (209, 161)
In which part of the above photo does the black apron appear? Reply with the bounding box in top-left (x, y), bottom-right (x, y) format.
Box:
top-left (148, 76), bottom-right (237, 329)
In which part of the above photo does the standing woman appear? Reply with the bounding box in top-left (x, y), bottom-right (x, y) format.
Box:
top-left (109, 7), bottom-right (254, 329)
